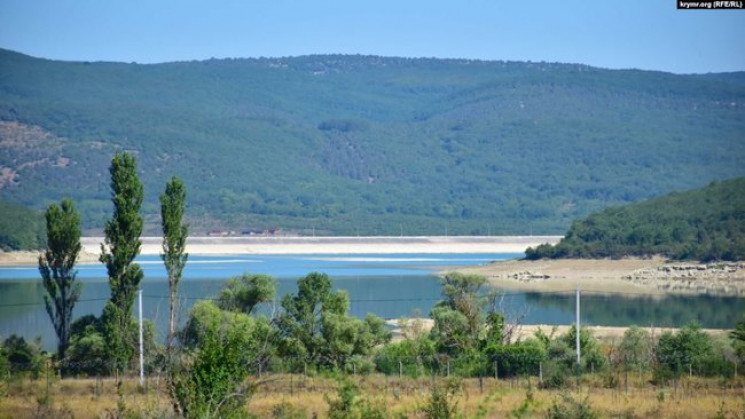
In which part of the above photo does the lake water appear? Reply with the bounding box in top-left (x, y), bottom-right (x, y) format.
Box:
top-left (1, 253), bottom-right (742, 350)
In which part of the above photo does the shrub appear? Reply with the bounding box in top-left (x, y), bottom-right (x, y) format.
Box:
top-left (654, 323), bottom-right (715, 380)
top-left (545, 393), bottom-right (599, 419)
top-left (374, 337), bottom-right (436, 377)
top-left (485, 340), bottom-right (546, 378)
top-left (3, 335), bottom-right (44, 378)
top-left (423, 378), bottom-right (461, 419)
top-left (172, 301), bottom-right (260, 417)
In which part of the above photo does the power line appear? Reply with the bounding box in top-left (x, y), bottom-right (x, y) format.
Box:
top-left (0, 288), bottom-right (708, 309)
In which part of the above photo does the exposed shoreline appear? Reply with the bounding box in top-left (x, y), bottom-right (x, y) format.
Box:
top-left (386, 318), bottom-right (730, 343)
top-left (0, 235), bottom-right (561, 266)
top-left (453, 258), bottom-right (745, 296)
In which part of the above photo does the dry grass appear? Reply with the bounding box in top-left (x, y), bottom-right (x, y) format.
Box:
top-left (1, 373), bottom-right (743, 418)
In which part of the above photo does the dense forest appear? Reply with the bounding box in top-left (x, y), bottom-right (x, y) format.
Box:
top-left (0, 201), bottom-right (45, 251)
top-left (525, 177), bottom-right (745, 261)
top-left (1, 49), bottom-right (744, 237)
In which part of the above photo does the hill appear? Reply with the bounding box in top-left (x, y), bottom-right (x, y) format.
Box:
top-left (0, 201), bottom-right (45, 251)
top-left (525, 177), bottom-right (745, 261)
top-left (1, 49), bottom-right (744, 236)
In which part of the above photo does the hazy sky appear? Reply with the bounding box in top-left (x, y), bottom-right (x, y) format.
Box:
top-left (1, 0), bottom-right (743, 74)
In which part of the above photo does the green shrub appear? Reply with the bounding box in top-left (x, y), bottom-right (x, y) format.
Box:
top-left (545, 393), bottom-right (599, 419)
top-left (485, 340), bottom-right (546, 378)
top-left (423, 379), bottom-right (461, 419)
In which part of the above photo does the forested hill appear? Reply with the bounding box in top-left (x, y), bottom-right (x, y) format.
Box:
top-left (526, 177), bottom-right (745, 261)
top-left (1, 49), bottom-right (744, 236)
top-left (0, 201), bottom-right (45, 251)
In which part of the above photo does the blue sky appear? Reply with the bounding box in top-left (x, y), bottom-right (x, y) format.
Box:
top-left (1, 0), bottom-right (743, 74)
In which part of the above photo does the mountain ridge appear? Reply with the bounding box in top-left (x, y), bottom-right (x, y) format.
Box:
top-left (1, 48), bottom-right (743, 236)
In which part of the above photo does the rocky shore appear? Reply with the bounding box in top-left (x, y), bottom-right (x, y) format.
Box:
top-left (623, 262), bottom-right (745, 296)
top-left (455, 258), bottom-right (745, 296)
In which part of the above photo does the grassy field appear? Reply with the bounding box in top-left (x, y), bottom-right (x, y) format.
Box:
top-left (2, 372), bottom-right (743, 418)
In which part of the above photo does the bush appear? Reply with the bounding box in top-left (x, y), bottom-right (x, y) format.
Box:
top-left (545, 393), bottom-right (599, 419)
top-left (3, 335), bottom-right (44, 378)
top-left (654, 323), bottom-right (716, 380)
top-left (374, 337), bottom-right (436, 377)
top-left (618, 325), bottom-right (653, 371)
top-left (325, 379), bottom-right (388, 419)
top-left (423, 379), bottom-right (461, 419)
top-left (172, 301), bottom-right (261, 417)
top-left (485, 340), bottom-right (546, 378)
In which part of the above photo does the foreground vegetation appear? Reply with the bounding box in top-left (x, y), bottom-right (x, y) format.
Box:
top-left (1, 49), bottom-right (744, 236)
top-left (1, 368), bottom-right (744, 418)
top-left (526, 177), bottom-right (745, 261)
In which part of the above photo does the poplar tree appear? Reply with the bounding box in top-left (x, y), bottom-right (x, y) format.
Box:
top-left (160, 176), bottom-right (188, 351)
top-left (38, 198), bottom-right (82, 359)
top-left (100, 152), bottom-right (144, 368)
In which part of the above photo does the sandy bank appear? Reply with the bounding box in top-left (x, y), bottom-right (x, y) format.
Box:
top-left (0, 249), bottom-right (100, 266)
top-left (0, 236), bottom-right (560, 266)
top-left (453, 258), bottom-right (745, 296)
top-left (386, 318), bottom-right (729, 343)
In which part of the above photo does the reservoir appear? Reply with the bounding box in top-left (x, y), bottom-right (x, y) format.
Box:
top-left (0, 253), bottom-right (741, 350)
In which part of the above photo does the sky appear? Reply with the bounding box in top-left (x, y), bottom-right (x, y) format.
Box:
top-left (0, 0), bottom-right (743, 74)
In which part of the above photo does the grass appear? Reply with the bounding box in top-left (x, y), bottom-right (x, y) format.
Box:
top-left (0, 372), bottom-right (743, 418)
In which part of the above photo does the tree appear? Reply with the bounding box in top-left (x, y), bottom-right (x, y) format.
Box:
top-left (160, 177), bottom-right (189, 351)
top-left (655, 323), bottom-right (714, 379)
top-left (218, 274), bottom-right (275, 315)
top-left (99, 152), bottom-right (144, 368)
top-left (173, 300), bottom-right (269, 417)
top-left (38, 198), bottom-right (82, 359)
top-left (430, 273), bottom-right (488, 354)
top-left (276, 272), bottom-right (390, 367)
top-left (619, 325), bottom-right (653, 370)
top-left (732, 315), bottom-right (745, 362)
top-left (277, 272), bottom-right (345, 362)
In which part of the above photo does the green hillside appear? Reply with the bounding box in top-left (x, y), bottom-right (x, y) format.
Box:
top-left (526, 177), bottom-right (745, 261)
top-left (0, 49), bottom-right (744, 235)
top-left (0, 201), bottom-right (45, 251)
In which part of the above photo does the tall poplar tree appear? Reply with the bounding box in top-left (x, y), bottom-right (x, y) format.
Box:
top-left (160, 176), bottom-right (188, 351)
top-left (100, 152), bottom-right (144, 368)
top-left (38, 198), bottom-right (82, 359)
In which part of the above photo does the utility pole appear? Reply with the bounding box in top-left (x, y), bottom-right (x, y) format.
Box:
top-left (139, 289), bottom-right (144, 387)
top-left (575, 288), bottom-right (581, 368)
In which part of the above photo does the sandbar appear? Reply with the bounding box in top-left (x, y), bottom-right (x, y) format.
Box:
top-left (0, 235), bottom-right (561, 265)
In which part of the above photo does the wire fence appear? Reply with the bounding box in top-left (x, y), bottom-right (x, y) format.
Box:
top-left (2, 352), bottom-right (743, 408)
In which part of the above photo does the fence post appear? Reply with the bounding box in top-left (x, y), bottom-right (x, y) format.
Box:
top-left (495, 361), bottom-right (498, 381)
top-left (689, 363), bottom-right (692, 379)
top-left (624, 356), bottom-right (628, 395)
top-left (447, 361), bottom-right (450, 377)
top-left (539, 362), bottom-right (543, 385)
top-left (45, 359), bottom-right (50, 403)
top-left (399, 360), bottom-right (402, 379)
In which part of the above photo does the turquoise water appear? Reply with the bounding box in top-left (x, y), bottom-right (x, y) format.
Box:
top-left (1, 253), bottom-right (742, 350)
